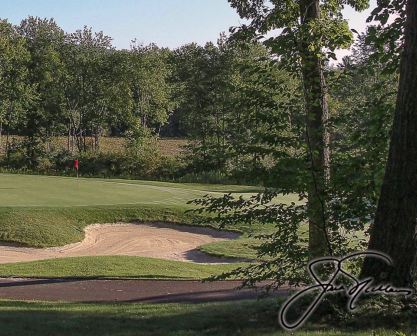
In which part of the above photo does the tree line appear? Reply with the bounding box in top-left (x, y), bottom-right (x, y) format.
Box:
top-left (0, 16), bottom-right (299, 181)
top-left (0, 17), bottom-right (174, 163)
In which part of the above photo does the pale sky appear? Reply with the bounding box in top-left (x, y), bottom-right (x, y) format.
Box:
top-left (0, 0), bottom-right (376, 56)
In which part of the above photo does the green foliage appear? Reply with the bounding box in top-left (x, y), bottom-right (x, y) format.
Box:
top-left (17, 17), bottom-right (67, 166)
top-left (329, 34), bottom-right (397, 234)
top-left (0, 148), bottom-right (182, 180)
top-left (228, 0), bottom-right (369, 68)
top-left (366, 0), bottom-right (405, 73)
top-left (1, 16), bottom-right (176, 169)
top-left (189, 27), bottom-right (398, 288)
top-left (172, 38), bottom-right (301, 184)
top-left (62, 26), bottom-right (118, 152)
top-left (128, 42), bottom-right (174, 130)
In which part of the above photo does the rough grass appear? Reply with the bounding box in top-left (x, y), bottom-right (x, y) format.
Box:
top-left (200, 238), bottom-right (262, 260)
top-left (0, 256), bottom-right (244, 279)
top-left (0, 299), bottom-right (412, 336)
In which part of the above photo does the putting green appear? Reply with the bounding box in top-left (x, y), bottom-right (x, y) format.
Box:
top-left (0, 174), bottom-right (265, 208)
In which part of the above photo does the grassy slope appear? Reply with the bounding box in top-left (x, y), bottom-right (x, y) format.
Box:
top-left (0, 205), bottom-right (194, 247)
top-left (0, 299), bottom-right (411, 336)
top-left (0, 256), bottom-right (243, 279)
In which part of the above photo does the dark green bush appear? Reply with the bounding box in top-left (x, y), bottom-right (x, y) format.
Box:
top-left (0, 145), bottom-right (185, 181)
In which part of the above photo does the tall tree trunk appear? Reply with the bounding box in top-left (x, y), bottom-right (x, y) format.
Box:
top-left (361, 0), bottom-right (417, 287)
top-left (94, 126), bottom-right (101, 152)
top-left (5, 130), bottom-right (10, 162)
top-left (83, 131), bottom-right (86, 152)
top-left (71, 131), bottom-right (75, 154)
top-left (67, 120), bottom-right (71, 152)
top-left (299, 0), bottom-right (331, 258)
top-left (0, 122), bottom-right (3, 154)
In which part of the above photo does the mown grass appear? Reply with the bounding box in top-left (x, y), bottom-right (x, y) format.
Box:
top-left (0, 173), bottom-right (296, 277)
top-left (0, 173), bottom-right (270, 248)
top-left (0, 173), bottom-right (264, 208)
top-left (0, 299), bottom-right (413, 336)
top-left (0, 256), bottom-right (244, 279)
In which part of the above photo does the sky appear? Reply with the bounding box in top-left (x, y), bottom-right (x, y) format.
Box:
top-left (0, 0), bottom-right (376, 55)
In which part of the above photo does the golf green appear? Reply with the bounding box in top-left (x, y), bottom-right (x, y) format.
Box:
top-left (0, 174), bottom-right (247, 208)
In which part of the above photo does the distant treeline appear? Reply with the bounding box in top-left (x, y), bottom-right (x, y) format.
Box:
top-left (0, 17), bottom-right (281, 145)
top-left (0, 17), bottom-right (397, 186)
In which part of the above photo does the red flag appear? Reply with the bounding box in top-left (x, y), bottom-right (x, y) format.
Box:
top-left (74, 159), bottom-right (79, 170)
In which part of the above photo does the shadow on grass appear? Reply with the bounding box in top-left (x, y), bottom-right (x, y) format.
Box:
top-left (0, 299), bottom-right (279, 336)
top-left (0, 299), bottom-right (415, 336)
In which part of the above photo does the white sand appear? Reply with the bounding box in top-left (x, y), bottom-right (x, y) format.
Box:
top-left (0, 223), bottom-right (239, 264)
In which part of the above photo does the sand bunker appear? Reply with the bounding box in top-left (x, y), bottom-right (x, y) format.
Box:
top-left (0, 223), bottom-right (240, 264)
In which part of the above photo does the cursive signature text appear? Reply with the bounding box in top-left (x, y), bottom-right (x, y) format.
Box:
top-left (279, 251), bottom-right (414, 330)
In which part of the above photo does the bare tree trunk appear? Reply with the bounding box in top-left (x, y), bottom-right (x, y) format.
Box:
top-left (83, 131), bottom-right (86, 152)
top-left (46, 131), bottom-right (50, 153)
top-left (299, 0), bottom-right (331, 258)
top-left (5, 130), bottom-right (10, 162)
top-left (0, 122), bottom-right (3, 154)
top-left (71, 130), bottom-right (75, 154)
top-left (361, 0), bottom-right (417, 287)
top-left (67, 120), bottom-right (71, 152)
top-left (94, 126), bottom-right (101, 152)
top-left (70, 118), bottom-right (82, 153)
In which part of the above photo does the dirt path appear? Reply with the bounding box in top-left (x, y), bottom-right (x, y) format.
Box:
top-left (0, 278), bottom-right (287, 303)
top-left (0, 223), bottom-right (240, 264)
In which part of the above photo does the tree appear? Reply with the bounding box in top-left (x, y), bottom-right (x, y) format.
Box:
top-left (361, 0), bottom-right (417, 287)
top-left (127, 42), bottom-right (173, 134)
top-left (18, 17), bottom-right (66, 166)
top-left (171, 42), bottom-right (229, 173)
top-left (223, 41), bottom-right (301, 184)
top-left (62, 26), bottom-right (114, 152)
top-left (0, 19), bottom-right (33, 154)
top-left (228, 0), bottom-right (369, 257)
top-left (327, 33), bottom-right (397, 251)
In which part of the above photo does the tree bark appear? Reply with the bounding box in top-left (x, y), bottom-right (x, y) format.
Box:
top-left (94, 126), bottom-right (101, 152)
top-left (299, 0), bottom-right (331, 258)
top-left (0, 122), bottom-right (3, 154)
top-left (361, 0), bottom-right (417, 287)
top-left (5, 130), bottom-right (10, 162)
top-left (67, 120), bottom-right (71, 152)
